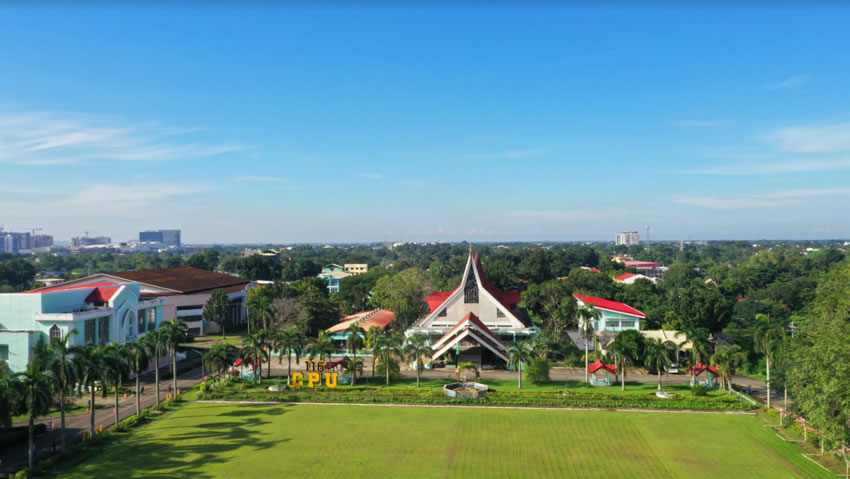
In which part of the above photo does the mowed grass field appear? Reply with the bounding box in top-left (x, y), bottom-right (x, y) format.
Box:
top-left (56, 402), bottom-right (830, 479)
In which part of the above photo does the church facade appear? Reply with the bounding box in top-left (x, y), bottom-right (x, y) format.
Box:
top-left (406, 251), bottom-right (538, 367)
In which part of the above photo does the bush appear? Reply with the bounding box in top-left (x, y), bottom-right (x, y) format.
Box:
top-left (691, 384), bottom-right (709, 397)
top-left (375, 358), bottom-right (401, 381)
top-left (526, 357), bottom-right (551, 385)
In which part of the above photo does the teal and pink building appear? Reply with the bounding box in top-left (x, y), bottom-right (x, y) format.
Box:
top-left (0, 281), bottom-right (165, 373)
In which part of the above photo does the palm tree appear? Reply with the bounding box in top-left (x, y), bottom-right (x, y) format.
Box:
top-left (204, 343), bottom-right (236, 381)
top-left (46, 329), bottom-right (78, 451)
top-left (160, 319), bottom-right (188, 395)
top-left (711, 345), bottom-right (747, 392)
top-left (104, 343), bottom-right (130, 426)
top-left (342, 356), bottom-right (364, 385)
top-left (404, 333), bottom-right (432, 387)
top-left (610, 332), bottom-right (641, 391)
top-left (241, 331), bottom-right (268, 383)
top-left (124, 340), bottom-right (150, 416)
top-left (274, 327), bottom-right (303, 385)
top-left (142, 330), bottom-right (165, 405)
top-left (576, 306), bottom-right (602, 384)
top-left (374, 333), bottom-right (404, 386)
top-left (366, 326), bottom-right (384, 378)
top-left (684, 327), bottom-right (709, 386)
top-left (644, 338), bottom-right (674, 391)
top-left (13, 365), bottom-right (53, 470)
top-left (345, 323), bottom-right (364, 357)
top-left (753, 313), bottom-right (785, 408)
top-left (247, 293), bottom-right (275, 334)
top-left (306, 331), bottom-right (335, 361)
top-left (507, 341), bottom-right (532, 389)
top-left (75, 344), bottom-right (107, 438)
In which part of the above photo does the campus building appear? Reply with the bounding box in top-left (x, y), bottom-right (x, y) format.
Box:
top-left (318, 264), bottom-right (351, 293)
top-left (406, 251), bottom-right (537, 368)
top-left (615, 231), bottom-right (640, 246)
top-left (0, 281), bottom-right (166, 373)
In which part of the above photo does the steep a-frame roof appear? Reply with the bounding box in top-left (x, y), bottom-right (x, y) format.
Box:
top-left (430, 313), bottom-right (508, 362)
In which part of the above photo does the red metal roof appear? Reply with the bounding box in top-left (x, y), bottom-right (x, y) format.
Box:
top-left (588, 359), bottom-right (617, 374)
top-left (687, 362), bottom-right (719, 376)
top-left (625, 261), bottom-right (660, 268)
top-left (108, 267), bottom-right (250, 294)
top-left (574, 293), bottom-right (646, 318)
top-left (614, 273), bottom-right (638, 282)
top-left (426, 291), bottom-right (454, 313)
top-left (26, 281), bottom-right (120, 294)
top-left (326, 309), bottom-right (395, 333)
top-left (85, 286), bottom-right (121, 303)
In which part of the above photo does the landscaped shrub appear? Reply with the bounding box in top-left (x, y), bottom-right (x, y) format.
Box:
top-left (375, 358), bottom-right (401, 381)
top-left (691, 384), bottom-right (709, 396)
top-left (526, 358), bottom-right (551, 385)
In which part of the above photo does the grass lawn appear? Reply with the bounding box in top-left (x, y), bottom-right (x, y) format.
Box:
top-left (54, 402), bottom-right (830, 479)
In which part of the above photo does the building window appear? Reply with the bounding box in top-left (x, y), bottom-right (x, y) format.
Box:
top-left (147, 308), bottom-right (157, 331)
top-left (0, 345), bottom-right (9, 360)
top-left (138, 310), bottom-right (146, 333)
top-left (496, 309), bottom-right (505, 318)
top-left (49, 324), bottom-right (61, 341)
top-left (85, 319), bottom-right (96, 345)
top-left (97, 317), bottom-right (110, 344)
top-left (438, 309), bottom-right (447, 317)
top-left (124, 310), bottom-right (136, 338)
top-left (463, 273), bottom-right (478, 304)
top-left (620, 321), bottom-right (635, 329)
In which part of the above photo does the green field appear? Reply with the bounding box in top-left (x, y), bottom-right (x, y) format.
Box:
top-left (55, 402), bottom-right (830, 479)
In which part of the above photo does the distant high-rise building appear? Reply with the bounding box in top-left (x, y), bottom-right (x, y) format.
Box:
top-left (139, 231), bottom-right (164, 243)
top-left (0, 231), bottom-right (33, 253)
top-left (615, 231), bottom-right (640, 246)
top-left (32, 235), bottom-right (54, 248)
top-left (71, 236), bottom-right (111, 248)
top-left (159, 229), bottom-right (181, 247)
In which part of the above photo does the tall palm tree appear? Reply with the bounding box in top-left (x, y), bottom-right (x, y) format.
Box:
top-left (576, 306), bottom-right (602, 384)
top-left (13, 365), bottom-right (53, 471)
top-left (46, 329), bottom-right (78, 451)
top-left (275, 327), bottom-right (303, 385)
top-left (104, 343), bottom-right (130, 426)
top-left (204, 343), bottom-right (236, 381)
top-left (375, 333), bottom-right (404, 386)
top-left (124, 340), bottom-right (150, 415)
top-left (753, 313), bottom-right (784, 408)
top-left (610, 332), bottom-right (640, 391)
top-left (342, 356), bottom-right (364, 385)
top-left (241, 331), bottom-right (268, 383)
top-left (507, 341), bottom-right (532, 389)
top-left (345, 323), bottom-right (364, 358)
top-left (75, 344), bottom-right (107, 438)
top-left (247, 293), bottom-right (275, 334)
top-left (160, 319), bottom-right (188, 395)
top-left (404, 333), bottom-right (432, 387)
top-left (644, 338), bottom-right (674, 391)
top-left (142, 330), bottom-right (165, 405)
top-left (711, 345), bottom-right (747, 392)
top-left (306, 331), bottom-right (335, 362)
top-left (684, 327), bottom-right (709, 386)
top-left (366, 326), bottom-right (384, 378)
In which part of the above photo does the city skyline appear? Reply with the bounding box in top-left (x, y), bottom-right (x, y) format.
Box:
top-left (2, 6), bottom-right (850, 243)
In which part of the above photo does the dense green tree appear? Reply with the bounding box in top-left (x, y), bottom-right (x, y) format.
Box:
top-left (519, 249), bottom-right (551, 284)
top-left (0, 258), bottom-right (36, 291)
top-left (521, 280), bottom-right (576, 335)
top-left (203, 288), bottom-right (232, 337)
top-left (370, 268), bottom-right (429, 331)
top-left (238, 255), bottom-right (282, 281)
top-left (667, 283), bottom-right (732, 333)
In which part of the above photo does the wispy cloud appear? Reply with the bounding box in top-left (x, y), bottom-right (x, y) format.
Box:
top-left (763, 75), bottom-right (809, 90)
top-left (672, 120), bottom-right (724, 128)
top-left (673, 188), bottom-right (850, 209)
top-left (233, 175), bottom-right (290, 183)
top-left (763, 122), bottom-right (850, 153)
top-left (0, 110), bottom-right (245, 165)
top-left (359, 173), bottom-right (384, 180)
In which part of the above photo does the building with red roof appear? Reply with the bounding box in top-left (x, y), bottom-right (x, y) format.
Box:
top-left (588, 359), bottom-right (618, 386)
top-left (614, 272), bottom-right (657, 285)
top-left (407, 250), bottom-right (536, 367)
top-left (687, 362), bottom-right (720, 388)
top-left (574, 293), bottom-right (645, 333)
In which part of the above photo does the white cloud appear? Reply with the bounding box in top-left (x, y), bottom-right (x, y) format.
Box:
top-left (673, 188), bottom-right (850, 209)
top-left (763, 75), bottom-right (809, 90)
top-left (232, 175), bottom-right (290, 183)
top-left (763, 122), bottom-right (850, 153)
top-left (0, 110), bottom-right (244, 165)
top-left (672, 120), bottom-right (723, 128)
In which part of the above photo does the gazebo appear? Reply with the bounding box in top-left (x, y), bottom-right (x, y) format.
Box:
top-left (688, 362), bottom-right (719, 388)
top-left (588, 359), bottom-right (617, 386)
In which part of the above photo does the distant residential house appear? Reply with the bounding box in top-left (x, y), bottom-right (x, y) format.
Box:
top-left (614, 272), bottom-right (657, 285)
top-left (688, 362), bottom-right (719, 388)
top-left (318, 264), bottom-right (352, 294)
top-left (623, 261), bottom-right (667, 280)
top-left (343, 264), bottom-right (369, 276)
top-left (574, 294), bottom-right (645, 333)
top-left (588, 359), bottom-right (617, 386)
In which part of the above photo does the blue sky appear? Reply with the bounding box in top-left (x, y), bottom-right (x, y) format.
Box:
top-left (1, 5), bottom-right (849, 243)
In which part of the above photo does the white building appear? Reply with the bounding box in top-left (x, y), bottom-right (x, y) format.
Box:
top-left (615, 231), bottom-right (640, 246)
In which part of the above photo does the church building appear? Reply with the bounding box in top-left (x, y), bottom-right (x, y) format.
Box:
top-left (406, 251), bottom-right (537, 367)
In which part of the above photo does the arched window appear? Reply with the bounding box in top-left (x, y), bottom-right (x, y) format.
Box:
top-left (49, 324), bottom-right (61, 341)
top-left (123, 310), bottom-right (136, 339)
top-left (463, 273), bottom-right (478, 304)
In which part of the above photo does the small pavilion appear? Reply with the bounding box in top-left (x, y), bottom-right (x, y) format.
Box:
top-left (688, 362), bottom-right (720, 388)
top-left (588, 359), bottom-right (617, 386)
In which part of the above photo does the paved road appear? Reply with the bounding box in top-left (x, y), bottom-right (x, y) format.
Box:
top-left (0, 365), bottom-right (204, 477)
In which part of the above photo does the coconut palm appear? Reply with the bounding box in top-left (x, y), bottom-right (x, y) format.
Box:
top-left (643, 338), bottom-right (674, 391)
top-left (345, 323), bottom-right (364, 358)
top-left (14, 364), bottom-right (53, 470)
top-left (404, 333), bottom-right (432, 387)
top-left (306, 331), bottom-right (335, 362)
top-left (576, 306), bottom-right (602, 385)
top-left (241, 331), bottom-right (268, 383)
top-left (342, 356), bottom-right (364, 385)
top-left (205, 343), bottom-right (237, 381)
top-left (160, 319), bottom-right (188, 395)
top-left (247, 292), bottom-right (275, 334)
top-left (274, 327), bottom-right (303, 385)
top-left (609, 332), bottom-right (641, 391)
top-left (507, 341), bottom-right (532, 389)
top-left (753, 313), bottom-right (785, 408)
top-left (711, 345), bottom-right (747, 391)
top-left (103, 343), bottom-right (130, 426)
top-left (683, 327), bottom-right (709, 386)
top-left (374, 333), bottom-right (404, 386)
top-left (75, 344), bottom-right (108, 437)
top-left (124, 340), bottom-right (150, 416)
top-left (46, 329), bottom-right (78, 451)
top-left (142, 330), bottom-right (165, 405)
top-left (366, 326), bottom-right (384, 378)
